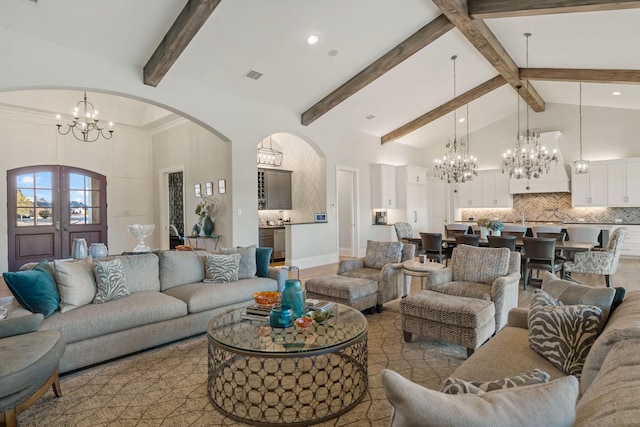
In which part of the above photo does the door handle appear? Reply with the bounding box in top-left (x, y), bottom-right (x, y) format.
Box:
top-left (55, 221), bottom-right (61, 231)
top-left (63, 221), bottom-right (68, 231)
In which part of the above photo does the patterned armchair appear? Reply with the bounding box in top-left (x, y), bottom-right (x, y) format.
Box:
top-left (563, 227), bottom-right (627, 287)
top-left (338, 240), bottom-right (415, 310)
top-left (422, 245), bottom-right (521, 331)
top-left (393, 222), bottom-right (422, 253)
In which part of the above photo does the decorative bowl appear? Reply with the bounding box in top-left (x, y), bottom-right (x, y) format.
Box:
top-left (253, 291), bottom-right (280, 307)
top-left (295, 317), bottom-right (313, 329)
top-left (126, 224), bottom-right (155, 252)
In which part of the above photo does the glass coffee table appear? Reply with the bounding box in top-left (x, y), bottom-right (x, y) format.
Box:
top-left (207, 304), bottom-right (368, 426)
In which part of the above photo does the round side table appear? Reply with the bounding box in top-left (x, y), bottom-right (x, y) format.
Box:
top-left (402, 260), bottom-right (445, 294)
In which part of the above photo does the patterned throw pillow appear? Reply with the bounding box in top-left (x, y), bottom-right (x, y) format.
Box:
top-left (528, 290), bottom-right (602, 378)
top-left (204, 253), bottom-right (241, 283)
top-left (440, 369), bottom-right (551, 395)
top-left (93, 258), bottom-right (130, 304)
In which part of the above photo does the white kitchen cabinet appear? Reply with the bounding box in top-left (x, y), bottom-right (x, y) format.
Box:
top-left (611, 225), bottom-right (640, 258)
top-left (456, 176), bottom-right (483, 208)
top-left (371, 164), bottom-right (396, 209)
top-left (571, 162), bottom-right (607, 207)
top-left (481, 170), bottom-right (512, 207)
top-left (427, 178), bottom-right (449, 235)
top-left (607, 159), bottom-right (640, 206)
top-left (397, 166), bottom-right (428, 236)
top-left (457, 170), bottom-right (511, 208)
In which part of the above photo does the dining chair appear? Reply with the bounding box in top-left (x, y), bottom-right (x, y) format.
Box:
top-left (445, 224), bottom-right (469, 238)
top-left (566, 227), bottom-right (601, 245)
top-left (454, 234), bottom-right (480, 247)
top-left (420, 232), bottom-right (452, 265)
top-left (487, 235), bottom-right (517, 252)
top-left (522, 237), bottom-right (565, 289)
top-left (563, 227), bottom-right (627, 287)
top-left (502, 224), bottom-right (527, 238)
top-left (536, 231), bottom-right (567, 259)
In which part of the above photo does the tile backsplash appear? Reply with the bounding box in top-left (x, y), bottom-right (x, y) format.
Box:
top-left (461, 193), bottom-right (640, 224)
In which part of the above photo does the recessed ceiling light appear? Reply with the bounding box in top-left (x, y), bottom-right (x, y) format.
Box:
top-left (365, 114), bottom-right (377, 120)
top-left (612, 91), bottom-right (622, 96)
top-left (307, 34), bottom-right (320, 45)
top-left (458, 117), bottom-right (465, 123)
top-left (328, 50), bottom-right (338, 57)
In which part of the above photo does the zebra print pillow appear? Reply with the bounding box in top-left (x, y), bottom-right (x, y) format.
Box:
top-left (440, 369), bottom-right (551, 395)
top-left (528, 289), bottom-right (602, 378)
top-left (93, 258), bottom-right (130, 304)
top-left (204, 253), bottom-right (241, 283)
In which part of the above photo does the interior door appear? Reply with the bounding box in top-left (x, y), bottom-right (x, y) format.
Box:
top-left (7, 165), bottom-right (107, 271)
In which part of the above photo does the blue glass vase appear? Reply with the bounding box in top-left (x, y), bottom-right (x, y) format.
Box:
top-left (269, 304), bottom-right (294, 328)
top-left (282, 266), bottom-right (306, 319)
top-left (202, 216), bottom-right (214, 237)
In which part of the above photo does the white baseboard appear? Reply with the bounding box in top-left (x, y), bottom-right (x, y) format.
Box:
top-left (285, 253), bottom-right (339, 270)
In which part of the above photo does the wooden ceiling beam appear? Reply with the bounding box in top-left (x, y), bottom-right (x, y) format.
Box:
top-left (431, 0), bottom-right (545, 113)
top-left (143, 0), bottom-right (221, 87)
top-left (381, 75), bottom-right (506, 144)
top-left (521, 68), bottom-right (640, 84)
top-left (300, 14), bottom-right (454, 126)
top-left (468, 0), bottom-right (640, 19)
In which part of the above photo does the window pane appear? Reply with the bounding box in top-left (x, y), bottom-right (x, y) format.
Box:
top-left (35, 207), bottom-right (54, 226)
top-left (69, 173), bottom-right (85, 190)
top-left (87, 190), bottom-right (100, 208)
top-left (35, 172), bottom-right (52, 189)
top-left (85, 208), bottom-right (100, 224)
top-left (16, 189), bottom-right (34, 227)
top-left (16, 173), bottom-right (35, 189)
top-left (86, 176), bottom-right (100, 191)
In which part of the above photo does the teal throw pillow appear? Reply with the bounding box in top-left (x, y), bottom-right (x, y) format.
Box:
top-left (3, 260), bottom-right (59, 317)
top-left (256, 247), bottom-right (273, 278)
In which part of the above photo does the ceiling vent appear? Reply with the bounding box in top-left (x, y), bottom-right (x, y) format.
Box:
top-left (244, 69), bottom-right (263, 80)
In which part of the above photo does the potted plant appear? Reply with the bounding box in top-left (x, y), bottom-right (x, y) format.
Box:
top-left (477, 218), bottom-right (491, 240)
top-left (489, 220), bottom-right (504, 236)
top-left (195, 195), bottom-right (220, 237)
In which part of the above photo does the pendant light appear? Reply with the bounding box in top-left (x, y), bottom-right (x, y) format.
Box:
top-left (573, 82), bottom-right (590, 174)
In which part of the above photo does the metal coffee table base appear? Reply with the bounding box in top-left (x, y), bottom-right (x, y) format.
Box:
top-left (208, 337), bottom-right (367, 426)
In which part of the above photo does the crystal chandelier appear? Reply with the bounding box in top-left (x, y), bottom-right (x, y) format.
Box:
top-left (434, 55), bottom-right (478, 188)
top-left (501, 33), bottom-right (557, 188)
top-left (573, 82), bottom-right (590, 174)
top-left (56, 92), bottom-right (114, 142)
top-left (257, 136), bottom-right (283, 167)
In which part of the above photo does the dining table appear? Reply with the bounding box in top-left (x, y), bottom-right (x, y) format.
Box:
top-left (442, 237), bottom-right (595, 253)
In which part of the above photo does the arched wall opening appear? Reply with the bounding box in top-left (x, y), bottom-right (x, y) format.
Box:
top-left (257, 132), bottom-right (327, 225)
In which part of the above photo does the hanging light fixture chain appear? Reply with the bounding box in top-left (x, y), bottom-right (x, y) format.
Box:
top-left (452, 55), bottom-right (457, 144)
top-left (579, 81), bottom-right (583, 159)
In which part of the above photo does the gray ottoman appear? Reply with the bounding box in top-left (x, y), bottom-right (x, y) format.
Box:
top-left (305, 275), bottom-right (379, 313)
top-left (400, 290), bottom-right (495, 356)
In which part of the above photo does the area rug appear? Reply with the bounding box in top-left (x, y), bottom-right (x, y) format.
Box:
top-left (19, 300), bottom-right (466, 426)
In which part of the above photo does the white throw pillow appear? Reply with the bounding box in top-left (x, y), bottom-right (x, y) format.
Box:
top-left (220, 245), bottom-right (257, 279)
top-left (54, 256), bottom-right (96, 313)
top-left (381, 369), bottom-right (578, 427)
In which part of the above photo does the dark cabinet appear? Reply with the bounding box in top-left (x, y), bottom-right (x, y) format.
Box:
top-left (259, 227), bottom-right (285, 262)
top-left (258, 168), bottom-right (292, 210)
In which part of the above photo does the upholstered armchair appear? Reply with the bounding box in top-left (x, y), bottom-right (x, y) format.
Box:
top-left (338, 240), bottom-right (415, 310)
top-left (0, 313), bottom-right (66, 427)
top-left (422, 245), bottom-right (521, 331)
top-left (393, 222), bottom-right (422, 253)
top-left (563, 227), bottom-right (627, 287)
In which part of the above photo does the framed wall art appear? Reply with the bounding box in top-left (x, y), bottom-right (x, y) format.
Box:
top-left (218, 179), bottom-right (226, 194)
top-left (194, 183), bottom-right (201, 197)
top-left (205, 182), bottom-right (213, 196)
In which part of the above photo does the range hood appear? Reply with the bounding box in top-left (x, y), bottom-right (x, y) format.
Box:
top-left (509, 131), bottom-right (571, 194)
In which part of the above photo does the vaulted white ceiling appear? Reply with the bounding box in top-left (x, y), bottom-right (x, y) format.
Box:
top-left (1, 0), bottom-right (639, 148)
